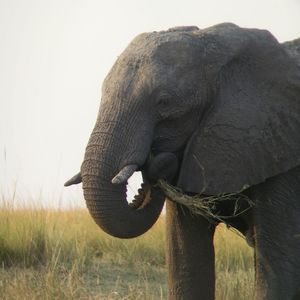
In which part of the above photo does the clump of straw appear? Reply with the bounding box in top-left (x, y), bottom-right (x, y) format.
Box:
top-left (158, 179), bottom-right (254, 224)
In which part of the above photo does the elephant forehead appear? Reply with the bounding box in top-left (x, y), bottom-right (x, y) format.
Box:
top-left (129, 26), bottom-right (200, 49)
top-left (116, 23), bottom-right (245, 68)
top-left (103, 35), bottom-right (198, 90)
top-left (119, 30), bottom-right (202, 65)
top-left (152, 40), bottom-right (201, 66)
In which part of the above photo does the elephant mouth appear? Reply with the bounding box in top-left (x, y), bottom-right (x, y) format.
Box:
top-left (110, 151), bottom-right (180, 209)
top-left (112, 162), bottom-right (157, 210)
top-left (65, 151), bottom-right (179, 210)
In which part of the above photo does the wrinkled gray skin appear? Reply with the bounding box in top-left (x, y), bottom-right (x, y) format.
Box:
top-left (66, 24), bottom-right (300, 299)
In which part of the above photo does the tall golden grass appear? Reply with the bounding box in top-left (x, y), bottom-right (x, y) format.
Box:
top-left (0, 202), bottom-right (254, 299)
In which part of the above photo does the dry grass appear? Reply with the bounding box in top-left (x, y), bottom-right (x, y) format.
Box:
top-left (158, 179), bottom-right (253, 224)
top-left (0, 201), bottom-right (254, 299)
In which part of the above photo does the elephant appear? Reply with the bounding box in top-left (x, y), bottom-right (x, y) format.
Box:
top-left (65, 23), bottom-right (300, 299)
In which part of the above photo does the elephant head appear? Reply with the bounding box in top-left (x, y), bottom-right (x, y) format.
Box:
top-left (66, 23), bottom-right (300, 239)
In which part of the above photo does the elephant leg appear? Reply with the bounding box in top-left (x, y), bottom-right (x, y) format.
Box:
top-left (165, 200), bottom-right (216, 300)
top-left (251, 166), bottom-right (300, 300)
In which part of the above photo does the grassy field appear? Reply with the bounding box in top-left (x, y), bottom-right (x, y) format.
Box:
top-left (0, 203), bottom-right (254, 299)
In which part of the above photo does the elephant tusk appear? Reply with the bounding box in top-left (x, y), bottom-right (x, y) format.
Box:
top-left (111, 164), bottom-right (138, 184)
top-left (64, 172), bottom-right (82, 186)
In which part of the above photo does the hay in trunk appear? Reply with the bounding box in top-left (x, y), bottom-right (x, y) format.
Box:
top-left (158, 179), bottom-right (254, 225)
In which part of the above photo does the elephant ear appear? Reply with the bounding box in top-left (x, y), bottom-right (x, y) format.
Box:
top-left (177, 28), bottom-right (300, 195)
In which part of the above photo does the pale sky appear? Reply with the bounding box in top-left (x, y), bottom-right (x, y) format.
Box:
top-left (1, 0), bottom-right (300, 207)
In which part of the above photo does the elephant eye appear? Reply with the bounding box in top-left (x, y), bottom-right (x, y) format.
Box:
top-left (156, 94), bottom-right (173, 119)
top-left (156, 92), bottom-right (181, 120)
top-left (155, 91), bottom-right (185, 120)
top-left (157, 93), bottom-right (172, 107)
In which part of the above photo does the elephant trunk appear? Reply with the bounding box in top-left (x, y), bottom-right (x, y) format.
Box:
top-left (81, 120), bottom-right (165, 238)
